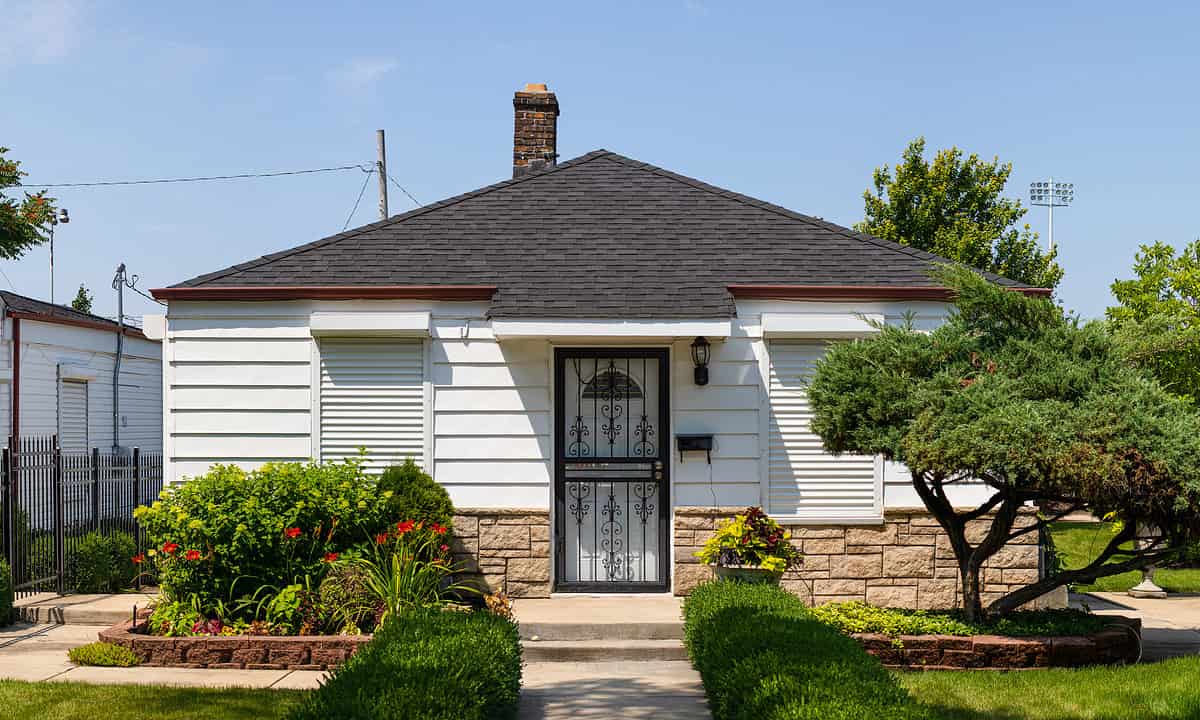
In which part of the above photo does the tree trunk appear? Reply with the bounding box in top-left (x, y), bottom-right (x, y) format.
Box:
top-left (960, 562), bottom-right (984, 623)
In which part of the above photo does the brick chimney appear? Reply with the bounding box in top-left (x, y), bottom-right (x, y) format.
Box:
top-left (513, 83), bottom-right (559, 178)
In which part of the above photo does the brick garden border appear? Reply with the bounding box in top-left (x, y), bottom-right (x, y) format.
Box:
top-left (98, 619), bottom-right (371, 670)
top-left (852, 615), bottom-right (1142, 670)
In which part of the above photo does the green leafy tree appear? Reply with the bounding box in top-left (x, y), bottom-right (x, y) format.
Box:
top-left (71, 284), bottom-right (93, 313)
top-left (857, 138), bottom-right (1063, 290)
top-left (0, 147), bottom-right (56, 259)
top-left (1108, 241), bottom-right (1200, 404)
top-left (807, 266), bottom-right (1200, 621)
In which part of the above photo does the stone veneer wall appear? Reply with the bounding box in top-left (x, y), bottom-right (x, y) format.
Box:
top-left (451, 508), bottom-right (551, 598)
top-left (674, 507), bottom-right (1054, 609)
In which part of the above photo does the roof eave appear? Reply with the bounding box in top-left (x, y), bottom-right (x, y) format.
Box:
top-left (151, 285), bottom-right (499, 302)
top-left (727, 284), bottom-right (1053, 301)
top-left (5, 309), bottom-right (150, 340)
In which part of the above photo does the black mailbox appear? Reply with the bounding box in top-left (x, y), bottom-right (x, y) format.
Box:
top-left (676, 434), bottom-right (714, 464)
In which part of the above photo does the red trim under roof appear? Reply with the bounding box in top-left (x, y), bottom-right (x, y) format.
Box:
top-left (726, 284), bottom-right (1052, 301)
top-left (151, 285), bottom-right (499, 301)
top-left (6, 310), bottom-right (149, 340)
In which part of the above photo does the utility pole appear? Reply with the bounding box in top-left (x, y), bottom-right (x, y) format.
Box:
top-left (377, 129), bottom-right (389, 220)
top-left (111, 263), bottom-right (136, 452)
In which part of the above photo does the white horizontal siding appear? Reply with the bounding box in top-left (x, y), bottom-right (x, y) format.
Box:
top-left (767, 340), bottom-right (880, 519)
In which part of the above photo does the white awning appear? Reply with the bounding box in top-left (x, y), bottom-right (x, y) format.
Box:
top-left (309, 311), bottom-right (431, 337)
top-left (491, 319), bottom-right (732, 340)
top-left (761, 312), bottom-right (883, 339)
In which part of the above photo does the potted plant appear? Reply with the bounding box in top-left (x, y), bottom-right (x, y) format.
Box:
top-left (695, 506), bottom-right (801, 583)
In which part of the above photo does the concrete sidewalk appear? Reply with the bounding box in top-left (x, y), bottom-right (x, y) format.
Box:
top-left (16, 589), bottom-right (157, 625)
top-left (1077, 591), bottom-right (1200, 661)
top-left (0, 622), bottom-right (327, 689)
top-left (519, 661), bottom-right (709, 720)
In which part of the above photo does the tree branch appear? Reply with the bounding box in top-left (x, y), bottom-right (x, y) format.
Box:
top-left (1001, 504), bottom-right (1085, 544)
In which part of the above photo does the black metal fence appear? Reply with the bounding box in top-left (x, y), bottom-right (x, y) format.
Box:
top-left (0, 435), bottom-right (164, 599)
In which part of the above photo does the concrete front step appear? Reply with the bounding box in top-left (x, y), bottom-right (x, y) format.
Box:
top-left (522, 639), bottom-right (689, 663)
top-left (520, 621), bottom-right (683, 641)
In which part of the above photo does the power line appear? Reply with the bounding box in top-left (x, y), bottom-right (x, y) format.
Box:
top-left (129, 283), bottom-right (166, 306)
top-left (343, 168), bottom-right (375, 230)
top-left (18, 163), bottom-right (371, 189)
top-left (385, 173), bottom-right (422, 207)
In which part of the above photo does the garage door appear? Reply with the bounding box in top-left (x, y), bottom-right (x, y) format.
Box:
top-left (767, 340), bottom-right (879, 519)
top-left (318, 338), bottom-right (425, 474)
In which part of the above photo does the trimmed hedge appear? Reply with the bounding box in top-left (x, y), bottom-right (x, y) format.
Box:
top-left (0, 559), bottom-right (12, 626)
top-left (683, 581), bottom-right (927, 720)
top-left (812, 600), bottom-right (1108, 638)
top-left (69, 641), bottom-right (140, 667)
top-left (288, 608), bottom-right (522, 720)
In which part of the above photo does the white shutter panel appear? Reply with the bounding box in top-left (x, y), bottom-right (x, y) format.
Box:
top-left (768, 340), bottom-right (879, 519)
top-left (59, 380), bottom-right (89, 451)
top-left (319, 338), bottom-right (425, 474)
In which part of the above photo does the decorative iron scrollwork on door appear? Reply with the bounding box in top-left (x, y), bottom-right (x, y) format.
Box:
top-left (557, 349), bottom-right (668, 590)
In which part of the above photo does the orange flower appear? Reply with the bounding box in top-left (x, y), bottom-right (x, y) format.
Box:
top-left (285, 527), bottom-right (302, 539)
top-left (431, 523), bottom-right (447, 536)
top-left (185, 549), bottom-right (201, 561)
top-left (374, 532), bottom-right (389, 545)
top-left (162, 542), bottom-right (179, 555)
top-left (396, 520), bottom-right (415, 534)
top-left (322, 552), bottom-right (339, 563)
top-left (131, 553), bottom-right (145, 564)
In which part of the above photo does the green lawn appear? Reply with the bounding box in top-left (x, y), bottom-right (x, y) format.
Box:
top-left (0, 681), bottom-right (304, 720)
top-left (901, 656), bottom-right (1200, 719)
top-left (1050, 521), bottom-right (1200, 593)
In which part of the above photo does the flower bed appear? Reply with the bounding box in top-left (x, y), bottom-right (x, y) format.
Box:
top-left (98, 618), bottom-right (371, 670)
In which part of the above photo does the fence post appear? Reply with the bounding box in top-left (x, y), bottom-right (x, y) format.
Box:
top-left (53, 435), bottom-right (65, 595)
top-left (91, 447), bottom-right (101, 533)
top-left (1, 446), bottom-right (10, 568)
top-left (132, 447), bottom-right (141, 590)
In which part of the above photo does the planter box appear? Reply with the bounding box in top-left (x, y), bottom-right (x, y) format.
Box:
top-left (98, 620), bottom-right (372, 670)
top-left (713, 565), bottom-right (782, 584)
top-left (851, 615), bottom-right (1142, 670)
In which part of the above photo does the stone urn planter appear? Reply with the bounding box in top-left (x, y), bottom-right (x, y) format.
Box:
top-left (713, 564), bottom-right (782, 585)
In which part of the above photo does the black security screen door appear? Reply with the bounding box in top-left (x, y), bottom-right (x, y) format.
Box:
top-left (554, 348), bottom-right (670, 592)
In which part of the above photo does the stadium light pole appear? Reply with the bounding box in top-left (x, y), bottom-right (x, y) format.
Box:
top-left (1028, 179), bottom-right (1073, 253)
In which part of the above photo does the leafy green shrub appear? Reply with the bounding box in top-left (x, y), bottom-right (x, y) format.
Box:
top-left (134, 458), bottom-right (398, 609)
top-left (66, 531), bottom-right (137, 593)
top-left (288, 608), bottom-right (522, 720)
top-left (319, 564), bottom-right (377, 633)
top-left (378, 460), bottom-right (454, 529)
top-left (359, 520), bottom-right (473, 624)
top-left (811, 601), bottom-right (1108, 638)
top-left (148, 600), bottom-right (205, 637)
top-left (683, 581), bottom-right (927, 720)
top-left (0, 559), bottom-right (13, 626)
top-left (68, 641), bottom-right (139, 667)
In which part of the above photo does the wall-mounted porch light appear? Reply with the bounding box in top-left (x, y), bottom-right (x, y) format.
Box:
top-left (691, 336), bottom-right (711, 386)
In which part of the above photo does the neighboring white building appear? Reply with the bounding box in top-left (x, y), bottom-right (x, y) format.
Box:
top-left (146, 85), bottom-right (1050, 605)
top-left (0, 291), bottom-right (162, 453)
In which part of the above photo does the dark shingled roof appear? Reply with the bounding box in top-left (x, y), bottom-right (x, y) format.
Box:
top-left (173, 150), bottom-right (1037, 319)
top-left (0, 290), bottom-right (124, 329)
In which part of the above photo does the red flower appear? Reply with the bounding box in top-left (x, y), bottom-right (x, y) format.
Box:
top-left (432, 523), bottom-right (447, 536)
top-left (323, 552), bottom-right (339, 563)
top-left (162, 542), bottom-right (179, 555)
top-left (439, 544), bottom-right (449, 553)
top-left (374, 532), bottom-right (389, 545)
top-left (396, 520), bottom-right (415, 534)
top-left (285, 527), bottom-right (302, 539)
top-left (185, 549), bottom-right (202, 561)
top-left (131, 553), bottom-right (145, 565)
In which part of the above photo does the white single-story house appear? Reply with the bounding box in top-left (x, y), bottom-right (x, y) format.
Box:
top-left (145, 84), bottom-right (1051, 607)
top-left (0, 290), bottom-right (162, 453)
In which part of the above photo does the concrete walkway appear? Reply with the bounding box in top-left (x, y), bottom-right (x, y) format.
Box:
top-left (0, 622), bottom-right (327, 689)
top-left (519, 661), bottom-right (708, 719)
top-left (16, 589), bottom-right (157, 625)
top-left (1077, 591), bottom-right (1200, 661)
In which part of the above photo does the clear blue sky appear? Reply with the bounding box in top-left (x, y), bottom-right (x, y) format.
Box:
top-left (4, 1), bottom-right (1198, 321)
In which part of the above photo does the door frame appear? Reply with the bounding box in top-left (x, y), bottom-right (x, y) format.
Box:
top-left (552, 347), bottom-right (671, 593)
